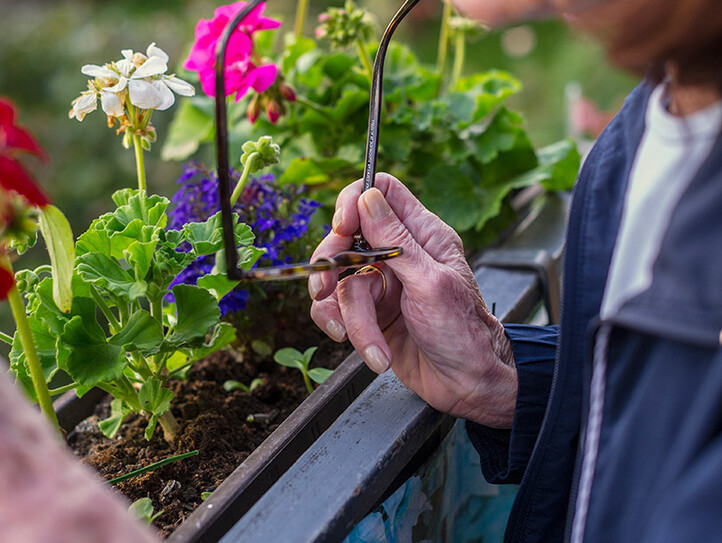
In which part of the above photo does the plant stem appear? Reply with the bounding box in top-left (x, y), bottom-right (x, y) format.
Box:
top-left (0, 330), bottom-right (13, 345)
top-left (356, 38), bottom-right (374, 85)
top-left (436, 0), bottom-right (453, 86)
top-left (158, 410), bottom-right (180, 443)
top-left (450, 30), bottom-right (466, 89)
top-left (3, 257), bottom-right (62, 436)
top-left (294, 0), bottom-right (308, 39)
top-left (230, 157), bottom-right (255, 207)
top-left (133, 134), bottom-right (147, 192)
top-left (48, 382), bottom-right (80, 396)
top-left (90, 286), bottom-right (120, 334)
top-left (302, 370), bottom-right (314, 395)
top-left (294, 96), bottom-right (328, 115)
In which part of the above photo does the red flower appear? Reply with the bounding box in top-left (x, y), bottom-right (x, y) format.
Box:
top-left (0, 263), bottom-right (12, 299)
top-left (0, 97), bottom-right (50, 207)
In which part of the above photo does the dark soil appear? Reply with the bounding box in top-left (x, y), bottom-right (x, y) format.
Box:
top-left (67, 332), bottom-right (352, 538)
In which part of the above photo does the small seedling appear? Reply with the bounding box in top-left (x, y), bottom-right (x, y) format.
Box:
top-left (201, 491), bottom-right (213, 501)
top-left (273, 346), bottom-right (333, 395)
top-left (129, 497), bottom-right (164, 525)
top-left (222, 377), bottom-right (264, 393)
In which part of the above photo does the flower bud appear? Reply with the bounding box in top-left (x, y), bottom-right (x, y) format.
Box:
top-left (266, 100), bottom-right (281, 124)
top-left (279, 84), bottom-right (296, 103)
top-left (247, 95), bottom-right (261, 124)
top-left (241, 136), bottom-right (281, 173)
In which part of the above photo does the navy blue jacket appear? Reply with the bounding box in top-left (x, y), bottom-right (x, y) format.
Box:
top-left (467, 81), bottom-right (722, 542)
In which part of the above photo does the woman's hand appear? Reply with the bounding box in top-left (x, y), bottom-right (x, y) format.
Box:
top-left (308, 173), bottom-right (517, 428)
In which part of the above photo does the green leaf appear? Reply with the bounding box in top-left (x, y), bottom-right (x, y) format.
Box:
top-left (9, 316), bottom-right (60, 401)
top-left (187, 322), bottom-right (236, 362)
top-left (279, 157), bottom-right (355, 186)
top-left (330, 88), bottom-right (368, 121)
top-left (161, 99), bottom-right (214, 161)
top-left (139, 377), bottom-right (174, 416)
top-left (197, 273), bottom-right (240, 301)
top-left (523, 138), bottom-right (580, 192)
top-left (274, 347), bottom-right (306, 371)
top-left (168, 284), bottom-right (220, 346)
top-left (124, 239), bottom-right (158, 280)
top-left (109, 310), bottom-right (163, 354)
top-left (98, 398), bottom-right (132, 439)
top-left (38, 205), bottom-right (75, 313)
top-left (278, 157), bottom-right (330, 186)
top-left (237, 245), bottom-right (266, 271)
top-left (129, 497), bottom-right (154, 520)
top-left (76, 253), bottom-right (147, 302)
top-left (454, 70), bottom-right (522, 125)
top-left (183, 212), bottom-right (253, 257)
top-left (282, 36), bottom-right (316, 74)
top-left (322, 53), bottom-right (357, 79)
top-left (106, 191), bottom-right (169, 231)
top-left (75, 217), bottom-right (112, 257)
top-left (422, 163), bottom-right (487, 232)
top-left (302, 346), bottom-right (318, 363)
top-left (308, 367), bottom-right (334, 384)
top-left (31, 277), bottom-right (71, 337)
top-left (60, 316), bottom-right (126, 387)
top-left (223, 380), bottom-right (250, 393)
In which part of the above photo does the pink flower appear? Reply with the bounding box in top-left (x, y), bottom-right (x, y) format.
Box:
top-left (184, 1), bottom-right (281, 102)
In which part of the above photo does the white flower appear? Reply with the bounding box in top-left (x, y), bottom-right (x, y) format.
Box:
top-left (69, 92), bottom-right (97, 121)
top-left (70, 42), bottom-right (195, 121)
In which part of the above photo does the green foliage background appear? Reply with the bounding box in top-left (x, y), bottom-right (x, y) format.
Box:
top-left (0, 0), bottom-right (637, 357)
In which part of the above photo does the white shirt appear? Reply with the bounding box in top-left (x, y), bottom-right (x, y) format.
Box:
top-left (600, 84), bottom-right (722, 319)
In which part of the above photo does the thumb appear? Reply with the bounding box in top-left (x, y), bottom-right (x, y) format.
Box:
top-left (358, 188), bottom-right (436, 286)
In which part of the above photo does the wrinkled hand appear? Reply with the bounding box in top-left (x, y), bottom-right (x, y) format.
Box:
top-left (309, 173), bottom-right (517, 428)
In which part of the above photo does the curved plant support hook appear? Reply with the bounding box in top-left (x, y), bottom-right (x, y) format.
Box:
top-left (215, 0), bottom-right (422, 279)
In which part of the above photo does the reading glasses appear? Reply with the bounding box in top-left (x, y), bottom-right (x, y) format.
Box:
top-left (215, 0), bottom-right (423, 282)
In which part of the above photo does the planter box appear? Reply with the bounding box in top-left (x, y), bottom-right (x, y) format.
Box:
top-left (219, 191), bottom-right (570, 542)
top-left (54, 351), bottom-right (375, 543)
top-left (51, 186), bottom-right (566, 542)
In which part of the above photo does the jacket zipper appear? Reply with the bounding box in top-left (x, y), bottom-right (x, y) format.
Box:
top-left (570, 324), bottom-right (611, 543)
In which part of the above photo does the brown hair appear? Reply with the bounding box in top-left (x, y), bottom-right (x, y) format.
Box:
top-left (573, 0), bottom-right (722, 89)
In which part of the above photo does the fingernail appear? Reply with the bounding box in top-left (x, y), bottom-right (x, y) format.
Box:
top-left (309, 274), bottom-right (323, 300)
top-left (363, 189), bottom-right (390, 221)
top-left (326, 319), bottom-right (346, 342)
top-left (363, 345), bottom-right (391, 374)
top-left (332, 208), bottom-right (343, 233)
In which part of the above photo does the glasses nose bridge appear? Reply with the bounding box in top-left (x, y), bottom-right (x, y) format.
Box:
top-left (214, 0), bottom-right (424, 279)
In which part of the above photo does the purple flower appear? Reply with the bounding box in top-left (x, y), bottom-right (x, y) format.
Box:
top-left (167, 162), bottom-right (322, 316)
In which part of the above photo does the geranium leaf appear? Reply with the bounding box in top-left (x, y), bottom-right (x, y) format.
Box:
top-left (61, 316), bottom-right (125, 387)
top-left (161, 98), bottom-right (214, 161)
top-left (76, 252), bottom-right (147, 301)
top-left (109, 310), bottom-right (163, 354)
top-left (98, 399), bottom-right (132, 439)
top-left (168, 284), bottom-right (220, 345)
top-left (138, 377), bottom-right (173, 415)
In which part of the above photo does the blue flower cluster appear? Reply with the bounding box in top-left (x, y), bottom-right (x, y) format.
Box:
top-left (168, 162), bottom-right (322, 316)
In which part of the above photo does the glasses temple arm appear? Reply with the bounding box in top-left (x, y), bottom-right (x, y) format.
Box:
top-left (362, 0), bottom-right (423, 193)
top-left (216, 0), bottom-right (266, 280)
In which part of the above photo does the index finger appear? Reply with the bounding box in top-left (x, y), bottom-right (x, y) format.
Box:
top-left (333, 173), bottom-right (464, 266)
